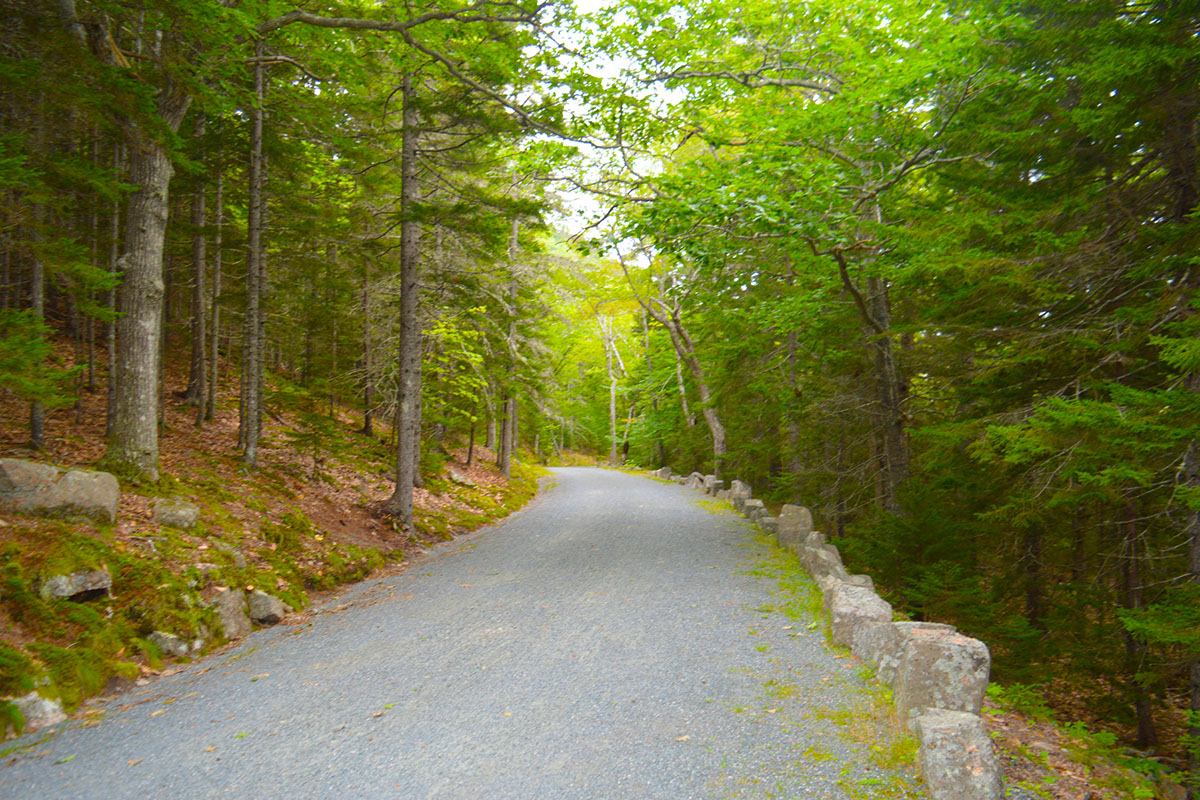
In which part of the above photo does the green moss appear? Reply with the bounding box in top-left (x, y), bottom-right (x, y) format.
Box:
top-left (26, 643), bottom-right (105, 709)
top-left (0, 645), bottom-right (35, 696)
top-left (0, 700), bottom-right (24, 738)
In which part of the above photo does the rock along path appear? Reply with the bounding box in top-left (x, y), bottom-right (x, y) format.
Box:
top-left (1, 468), bottom-right (924, 799)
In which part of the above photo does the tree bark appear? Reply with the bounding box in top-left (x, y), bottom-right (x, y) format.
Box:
top-left (1119, 497), bottom-right (1158, 750)
top-left (104, 89), bottom-right (191, 480)
top-left (187, 117), bottom-right (207, 423)
top-left (385, 74), bottom-right (423, 527)
top-left (498, 220), bottom-right (519, 479)
top-left (361, 262), bottom-right (373, 436)
top-left (29, 201), bottom-right (45, 451)
top-left (241, 44), bottom-right (266, 467)
top-left (602, 319), bottom-right (619, 467)
top-left (207, 168), bottom-right (222, 420)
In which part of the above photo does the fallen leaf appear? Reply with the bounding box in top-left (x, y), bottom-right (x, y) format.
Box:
top-left (459, 584), bottom-right (472, 588)
top-left (372, 712), bottom-right (385, 718)
top-left (55, 754), bottom-right (75, 764)
top-left (149, 709), bottom-right (166, 717)
top-left (205, 747), bottom-right (217, 753)
top-left (127, 759), bottom-right (142, 767)
top-left (675, 735), bottom-right (691, 742)
top-left (250, 673), bottom-right (269, 680)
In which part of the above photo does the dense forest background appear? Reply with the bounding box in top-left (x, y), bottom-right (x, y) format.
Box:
top-left (3, 0), bottom-right (1198, 790)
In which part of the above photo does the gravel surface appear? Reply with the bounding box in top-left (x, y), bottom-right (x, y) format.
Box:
top-left (1, 467), bottom-right (924, 799)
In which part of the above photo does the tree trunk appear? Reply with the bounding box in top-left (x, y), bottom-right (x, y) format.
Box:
top-left (385, 74), bottom-right (423, 527)
top-left (207, 168), bottom-right (222, 420)
top-left (1184, 370), bottom-right (1200, 790)
top-left (104, 89), bottom-right (191, 480)
top-left (602, 320), bottom-right (619, 467)
top-left (361, 262), bottom-right (373, 436)
top-left (673, 351), bottom-right (695, 427)
top-left (1120, 497), bottom-right (1158, 750)
top-left (1023, 526), bottom-right (1045, 632)
top-left (648, 303), bottom-right (726, 479)
top-left (106, 145), bottom-right (122, 438)
top-left (866, 275), bottom-right (908, 514)
top-left (29, 201), bottom-right (45, 450)
top-left (187, 118), bottom-right (207, 423)
top-left (498, 220), bottom-right (519, 479)
top-left (497, 396), bottom-right (511, 474)
top-left (241, 45), bottom-right (265, 467)
top-left (640, 311), bottom-right (666, 467)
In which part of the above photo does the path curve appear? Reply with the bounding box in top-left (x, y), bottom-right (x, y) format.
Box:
top-left (1, 467), bottom-right (923, 799)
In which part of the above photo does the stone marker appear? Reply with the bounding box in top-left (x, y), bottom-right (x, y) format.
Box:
top-left (758, 516), bottom-right (778, 535)
top-left (915, 709), bottom-right (1003, 800)
top-left (654, 467), bottom-right (672, 480)
top-left (685, 472), bottom-right (705, 489)
top-left (894, 628), bottom-right (991, 728)
top-left (846, 573), bottom-right (874, 591)
top-left (728, 480), bottom-right (751, 510)
top-left (248, 589), bottom-right (285, 625)
top-left (801, 544), bottom-right (849, 582)
top-left (854, 621), bottom-right (957, 684)
top-left (0, 458), bottom-right (119, 524)
top-left (777, 504), bottom-right (813, 536)
top-left (775, 506), bottom-right (810, 551)
top-left (715, 489), bottom-right (730, 501)
top-left (829, 584), bottom-right (892, 648)
top-left (741, 498), bottom-right (765, 519)
top-left (39, 568), bottom-right (112, 600)
top-left (703, 474), bottom-right (724, 495)
top-left (153, 498), bottom-right (200, 529)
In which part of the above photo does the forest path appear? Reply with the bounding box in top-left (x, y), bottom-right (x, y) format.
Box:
top-left (1, 467), bottom-right (922, 799)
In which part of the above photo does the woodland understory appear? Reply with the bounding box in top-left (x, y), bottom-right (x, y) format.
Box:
top-left (2, 0), bottom-right (1199, 795)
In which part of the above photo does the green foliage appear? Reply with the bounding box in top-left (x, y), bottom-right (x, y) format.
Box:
top-left (1118, 583), bottom-right (1200, 654)
top-left (0, 310), bottom-right (77, 408)
top-left (986, 683), bottom-right (1055, 723)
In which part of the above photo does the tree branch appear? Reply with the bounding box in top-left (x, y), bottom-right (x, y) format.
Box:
top-left (257, 2), bottom-right (545, 35)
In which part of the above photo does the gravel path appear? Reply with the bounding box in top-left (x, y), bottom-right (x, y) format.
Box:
top-left (1, 467), bottom-right (924, 799)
